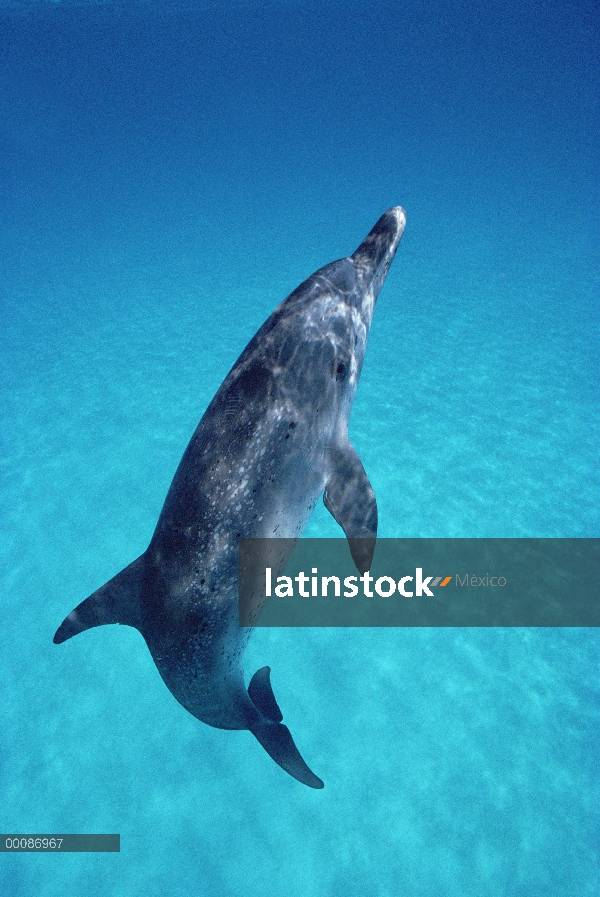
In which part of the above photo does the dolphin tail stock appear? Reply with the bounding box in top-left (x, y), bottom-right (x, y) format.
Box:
top-left (53, 554), bottom-right (145, 644)
top-left (247, 666), bottom-right (324, 790)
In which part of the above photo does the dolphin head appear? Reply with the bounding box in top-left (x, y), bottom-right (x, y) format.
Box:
top-left (214, 207), bottom-right (406, 449)
top-left (349, 205), bottom-right (406, 327)
top-left (316, 206), bottom-right (406, 412)
top-left (253, 206), bottom-right (407, 432)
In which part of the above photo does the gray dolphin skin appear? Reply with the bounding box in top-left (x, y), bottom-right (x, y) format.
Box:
top-left (54, 206), bottom-right (406, 789)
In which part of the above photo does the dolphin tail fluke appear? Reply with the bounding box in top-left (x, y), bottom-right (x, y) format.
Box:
top-left (248, 666), bottom-right (324, 789)
top-left (53, 554), bottom-right (145, 644)
top-left (248, 665), bottom-right (284, 721)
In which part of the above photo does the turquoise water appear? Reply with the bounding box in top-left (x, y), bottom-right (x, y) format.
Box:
top-left (1, 0), bottom-right (599, 894)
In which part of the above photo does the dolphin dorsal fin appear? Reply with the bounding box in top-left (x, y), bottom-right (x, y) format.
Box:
top-left (53, 554), bottom-right (145, 644)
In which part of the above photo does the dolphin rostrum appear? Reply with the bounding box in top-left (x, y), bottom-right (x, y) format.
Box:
top-left (54, 207), bottom-right (406, 789)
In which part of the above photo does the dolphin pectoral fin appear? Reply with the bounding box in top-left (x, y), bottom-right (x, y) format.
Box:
top-left (53, 554), bottom-right (145, 644)
top-left (248, 667), bottom-right (324, 789)
top-left (323, 442), bottom-right (378, 573)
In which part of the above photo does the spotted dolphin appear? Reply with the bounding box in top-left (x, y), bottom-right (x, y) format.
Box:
top-left (54, 206), bottom-right (406, 789)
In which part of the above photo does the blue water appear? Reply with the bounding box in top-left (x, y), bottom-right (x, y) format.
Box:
top-left (1, 0), bottom-right (599, 893)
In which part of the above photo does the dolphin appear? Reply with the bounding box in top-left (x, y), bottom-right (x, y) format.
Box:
top-left (54, 206), bottom-right (406, 789)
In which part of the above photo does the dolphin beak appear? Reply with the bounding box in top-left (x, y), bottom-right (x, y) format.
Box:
top-left (351, 206), bottom-right (406, 306)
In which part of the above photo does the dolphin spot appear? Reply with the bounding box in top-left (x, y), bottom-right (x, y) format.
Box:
top-left (335, 361), bottom-right (347, 381)
top-left (236, 362), bottom-right (272, 398)
top-left (186, 608), bottom-right (209, 636)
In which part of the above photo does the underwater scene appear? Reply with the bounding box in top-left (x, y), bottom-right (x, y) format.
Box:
top-left (1, 0), bottom-right (598, 894)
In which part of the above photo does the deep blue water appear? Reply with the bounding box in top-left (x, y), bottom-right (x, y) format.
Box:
top-left (1, 0), bottom-right (599, 894)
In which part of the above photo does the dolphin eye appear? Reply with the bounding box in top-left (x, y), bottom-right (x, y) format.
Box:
top-left (335, 361), bottom-right (347, 381)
